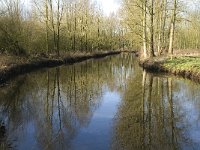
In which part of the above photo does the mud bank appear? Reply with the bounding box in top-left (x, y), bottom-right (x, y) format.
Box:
top-left (0, 51), bottom-right (121, 84)
top-left (140, 56), bottom-right (200, 82)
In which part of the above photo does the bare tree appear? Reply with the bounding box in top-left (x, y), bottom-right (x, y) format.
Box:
top-left (149, 0), bottom-right (155, 57)
top-left (142, 0), bottom-right (147, 58)
top-left (168, 0), bottom-right (177, 55)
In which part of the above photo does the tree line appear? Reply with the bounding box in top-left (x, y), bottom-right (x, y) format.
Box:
top-left (121, 0), bottom-right (200, 58)
top-left (0, 0), bottom-right (126, 56)
top-left (2, 0), bottom-right (199, 58)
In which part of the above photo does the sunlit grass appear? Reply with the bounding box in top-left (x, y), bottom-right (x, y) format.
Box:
top-left (163, 57), bottom-right (200, 74)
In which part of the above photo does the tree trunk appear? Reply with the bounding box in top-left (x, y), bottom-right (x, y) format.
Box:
top-left (157, 0), bottom-right (164, 55)
top-left (56, 0), bottom-right (60, 56)
top-left (168, 0), bottom-right (177, 55)
top-left (98, 17), bottom-right (100, 50)
top-left (45, 0), bottom-right (49, 55)
top-left (149, 0), bottom-right (155, 57)
top-left (73, 4), bottom-right (77, 52)
top-left (142, 0), bottom-right (147, 58)
top-left (161, 0), bottom-right (167, 52)
top-left (49, 0), bottom-right (57, 54)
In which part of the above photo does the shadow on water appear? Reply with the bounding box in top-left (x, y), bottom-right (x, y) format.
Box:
top-left (0, 54), bottom-right (200, 149)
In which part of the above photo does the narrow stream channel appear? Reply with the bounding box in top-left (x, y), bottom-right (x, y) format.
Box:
top-left (0, 53), bottom-right (200, 150)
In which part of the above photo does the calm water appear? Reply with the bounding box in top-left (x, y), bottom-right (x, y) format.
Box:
top-left (1, 54), bottom-right (200, 150)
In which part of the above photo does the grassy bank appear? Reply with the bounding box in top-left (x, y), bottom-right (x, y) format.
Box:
top-left (141, 56), bottom-right (200, 82)
top-left (0, 50), bottom-right (122, 84)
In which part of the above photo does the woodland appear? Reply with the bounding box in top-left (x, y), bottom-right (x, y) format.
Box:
top-left (0, 0), bottom-right (200, 57)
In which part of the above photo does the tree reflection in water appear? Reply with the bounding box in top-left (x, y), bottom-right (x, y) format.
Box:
top-left (112, 67), bottom-right (200, 150)
top-left (0, 54), bottom-right (134, 149)
top-left (0, 54), bottom-right (200, 149)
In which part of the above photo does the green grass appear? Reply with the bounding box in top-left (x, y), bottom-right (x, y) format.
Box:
top-left (162, 57), bottom-right (200, 74)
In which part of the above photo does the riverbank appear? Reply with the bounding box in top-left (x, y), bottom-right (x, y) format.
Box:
top-left (0, 50), bottom-right (123, 84)
top-left (141, 56), bottom-right (200, 82)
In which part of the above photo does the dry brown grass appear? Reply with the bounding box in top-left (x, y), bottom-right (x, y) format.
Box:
top-left (0, 54), bottom-right (29, 69)
top-left (174, 49), bottom-right (200, 56)
top-left (0, 50), bottom-right (121, 84)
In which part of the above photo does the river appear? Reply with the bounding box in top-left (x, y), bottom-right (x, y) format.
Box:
top-left (0, 53), bottom-right (200, 150)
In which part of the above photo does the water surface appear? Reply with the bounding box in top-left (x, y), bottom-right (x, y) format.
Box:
top-left (0, 54), bottom-right (200, 150)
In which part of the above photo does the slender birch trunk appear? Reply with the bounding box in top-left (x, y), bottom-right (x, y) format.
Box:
top-left (142, 0), bottom-right (147, 58)
top-left (157, 0), bottom-right (164, 55)
top-left (168, 0), bottom-right (177, 55)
